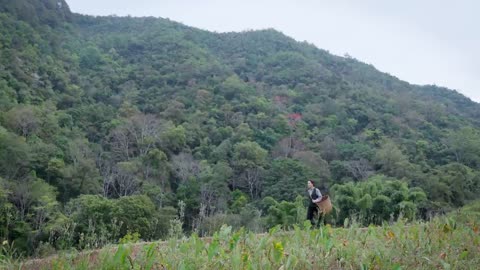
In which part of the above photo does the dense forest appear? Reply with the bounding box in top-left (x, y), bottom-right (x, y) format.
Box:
top-left (0, 0), bottom-right (479, 256)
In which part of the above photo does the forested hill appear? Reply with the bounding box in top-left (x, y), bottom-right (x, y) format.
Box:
top-left (1, 0), bottom-right (479, 255)
top-left (0, 0), bottom-right (72, 26)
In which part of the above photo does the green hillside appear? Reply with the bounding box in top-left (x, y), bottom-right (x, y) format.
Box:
top-left (0, 0), bottom-right (479, 256)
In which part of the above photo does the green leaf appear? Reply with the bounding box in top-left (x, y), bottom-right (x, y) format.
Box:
top-left (207, 239), bottom-right (219, 260)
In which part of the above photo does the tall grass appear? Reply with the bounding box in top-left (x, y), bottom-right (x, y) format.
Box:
top-left (14, 210), bottom-right (478, 270)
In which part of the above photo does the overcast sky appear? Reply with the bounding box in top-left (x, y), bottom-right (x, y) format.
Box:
top-left (67, 0), bottom-right (479, 103)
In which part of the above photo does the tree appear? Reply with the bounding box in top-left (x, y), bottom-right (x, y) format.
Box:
top-left (345, 159), bottom-right (373, 181)
top-left (211, 139), bottom-right (232, 163)
top-left (426, 163), bottom-right (480, 207)
top-left (292, 151), bottom-right (331, 182)
top-left (263, 195), bottom-right (305, 228)
top-left (197, 161), bottom-right (232, 215)
top-left (319, 136), bottom-right (338, 162)
top-left (171, 152), bottom-right (200, 185)
top-left (232, 141), bottom-right (267, 198)
top-left (113, 195), bottom-right (157, 239)
top-left (79, 46), bottom-right (104, 69)
top-left (0, 129), bottom-right (30, 180)
top-left (263, 158), bottom-right (313, 202)
top-left (109, 114), bottom-right (162, 161)
top-left (58, 139), bottom-right (102, 201)
top-left (8, 178), bottom-right (57, 224)
top-left (217, 75), bottom-right (252, 101)
top-left (446, 127), bottom-right (480, 168)
top-left (0, 79), bottom-right (16, 111)
top-left (232, 123), bottom-right (254, 142)
top-left (0, 184), bottom-right (15, 240)
top-left (371, 195), bottom-right (392, 221)
top-left (111, 162), bottom-right (142, 198)
top-left (109, 125), bottom-right (132, 161)
top-left (4, 105), bottom-right (39, 137)
top-left (66, 195), bottom-right (116, 244)
top-left (338, 143), bottom-right (375, 161)
top-left (161, 125), bottom-right (186, 153)
top-left (374, 140), bottom-right (410, 178)
top-left (31, 182), bottom-right (60, 231)
top-left (161, 101), bottom-right (186, 124)
top-left (126, 114), bottom-right (162, 157)
top-left (272, 136), bottom-right (305, 158)
top-left (141, 149), bottom-right (170, 189)
top-left (60, 158), bottom-right (101, 201)
top-left (331, 176), bottom-right (428, 225)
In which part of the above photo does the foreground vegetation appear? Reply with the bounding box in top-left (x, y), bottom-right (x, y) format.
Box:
top-left (1, 202), bottom-right (477, 270)
top-left (7, 219), bottom-right (479, 269)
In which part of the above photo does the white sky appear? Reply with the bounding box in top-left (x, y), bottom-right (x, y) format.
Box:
top-left (66, 0), bottom-right (479, 103)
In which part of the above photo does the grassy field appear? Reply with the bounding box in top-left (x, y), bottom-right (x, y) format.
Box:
top-left (2, 204), bottom-right (479, 270)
